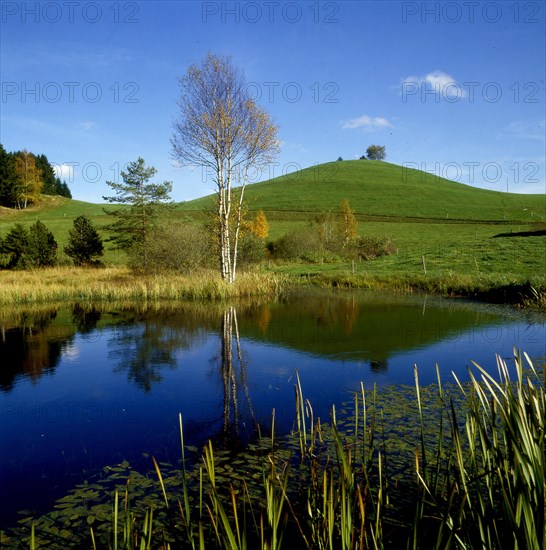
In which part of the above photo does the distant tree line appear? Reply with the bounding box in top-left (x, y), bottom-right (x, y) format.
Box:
top-left (0, 144), bottom-right (72, 209)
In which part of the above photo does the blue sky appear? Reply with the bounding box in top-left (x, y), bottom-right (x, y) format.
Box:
top-left (1, 0), bottom-right (545, 202)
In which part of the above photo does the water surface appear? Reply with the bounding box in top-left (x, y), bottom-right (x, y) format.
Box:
top-left (0, 291), bottom-right (544, 527)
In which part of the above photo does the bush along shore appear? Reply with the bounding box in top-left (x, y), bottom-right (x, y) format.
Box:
top-left (2, 351), bottom-right (544, 548)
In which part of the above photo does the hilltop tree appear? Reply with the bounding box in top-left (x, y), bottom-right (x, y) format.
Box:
top-left (13, 150), bottom-right (43, 208)
top-left (103, 157), bottom-right (172, 268)
top-left (171, 52), bottom-right (279, 283)
top-left (65, 215), bottom-right (104, 266)
top-left (366, 145), bottom-right (386, 161)
top-left (28, 220), bottom-right (58, 267)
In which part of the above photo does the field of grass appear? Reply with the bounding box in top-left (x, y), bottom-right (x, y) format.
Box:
top-left (0, 161), bottom-right (544, 304)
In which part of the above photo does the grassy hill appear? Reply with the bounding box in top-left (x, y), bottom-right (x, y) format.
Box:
top-left (0, 162), bottom-right (544, 297)
top-left (180, 160), bottom-right (545, 223)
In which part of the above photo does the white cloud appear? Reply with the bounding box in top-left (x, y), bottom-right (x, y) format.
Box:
top-left (504, 120), bottom-right (546, 141)
top-left (342, 115), bottom-right (393, 131)
top-left (77, 121), bottom-right (97, 131)
top-left (53, 163), bottom-right (76, 180)
top-left (401, 70), bottom-right (467, 99)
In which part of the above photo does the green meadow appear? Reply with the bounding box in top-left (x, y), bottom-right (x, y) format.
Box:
top-left (1, 160), bottom-right (544, 304)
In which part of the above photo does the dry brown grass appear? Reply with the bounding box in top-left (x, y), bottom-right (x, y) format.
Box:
top-left (0, 266), bottom-right (288, 305)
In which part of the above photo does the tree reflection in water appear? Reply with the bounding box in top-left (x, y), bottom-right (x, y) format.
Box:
top-left (108, 318), bottom-right (179, 392)
top-left (0, 309), bottom-right (72, 391)
top-left (219, 306), bottom-right (256, 444)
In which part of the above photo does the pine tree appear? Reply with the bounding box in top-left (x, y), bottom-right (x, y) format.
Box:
top-left (65, 215), bottom-right (104, 266)
top-left (57, 178), bottom-right (72, 198)
top-left (0, 144), bottom-right (20, 207)
top-left (3, 223), bottom-right (30, 268)
top-left (35, 154), bottom-right (57, 195)
top-left (103, 157), bottom-right (172, 267)
top-left (28, 220), bottom-right (58, 267)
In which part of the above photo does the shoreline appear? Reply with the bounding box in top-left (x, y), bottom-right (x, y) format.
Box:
top-left (0, 265), bottom-right (544, 309)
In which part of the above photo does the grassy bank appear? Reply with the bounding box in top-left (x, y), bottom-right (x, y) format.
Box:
top-left (284, 270), bottom-right (546, 307)
top-left (0, 265), bottom-right (544, 308)
top-left (2, 352), bottom-right (544, 548)
top-left (0, 267), bottom-right (288, 305)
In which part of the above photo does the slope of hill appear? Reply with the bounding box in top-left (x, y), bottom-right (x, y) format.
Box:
top-left (0, 196), bottom-right (112, 251)
top-left (180, 160), bottom-right (545, 223)
top-left (0, 195), bottom-right (107, 221)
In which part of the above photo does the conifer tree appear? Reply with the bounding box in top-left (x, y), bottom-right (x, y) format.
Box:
top-left (3, 223), bottom-right (30, 268)
top-left (103, 157), bottom-right (172, 267)
top-left (0, 144), bottom-right (20, 207)
top-left (65, 215), bottom-right (104, 266)
top-left (35, 154), bottom-right (57, 195)
top-left (28, 220), bottom-right (58, 267)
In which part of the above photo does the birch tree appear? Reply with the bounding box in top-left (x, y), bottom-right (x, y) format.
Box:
top-left (171, 53), bottom-right (279, 283)
top-left (13, 150), bottom-right (43, 208)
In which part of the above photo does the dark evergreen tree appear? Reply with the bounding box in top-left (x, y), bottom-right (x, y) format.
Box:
top-left (34, 154), bottom-right (72, 198)
top-left (3, 223), bottom-right (30, 268)
top-left (64, 215), bottom-right (104, 266)
top-left (28, 220), bottom-right (58, 267)
top-left (35, 154), bottom-right (57, 195)
top-left (56, 178), bottom-right (72, 198)
top-left (0, 144), bottom-right (20, 207)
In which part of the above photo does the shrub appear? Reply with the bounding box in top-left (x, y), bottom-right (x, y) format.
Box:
top-left (236, 233), bottom-right (266, 268)
top-left (355, 235), bottom-right (397, 260)
top-left (269, 226), bottom-right (323, 260)
top-left (131, 223), bottom-right (213, 274)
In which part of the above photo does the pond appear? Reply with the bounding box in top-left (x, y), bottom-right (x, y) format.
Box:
top-left (0, 290), bottom-right (544, 529)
